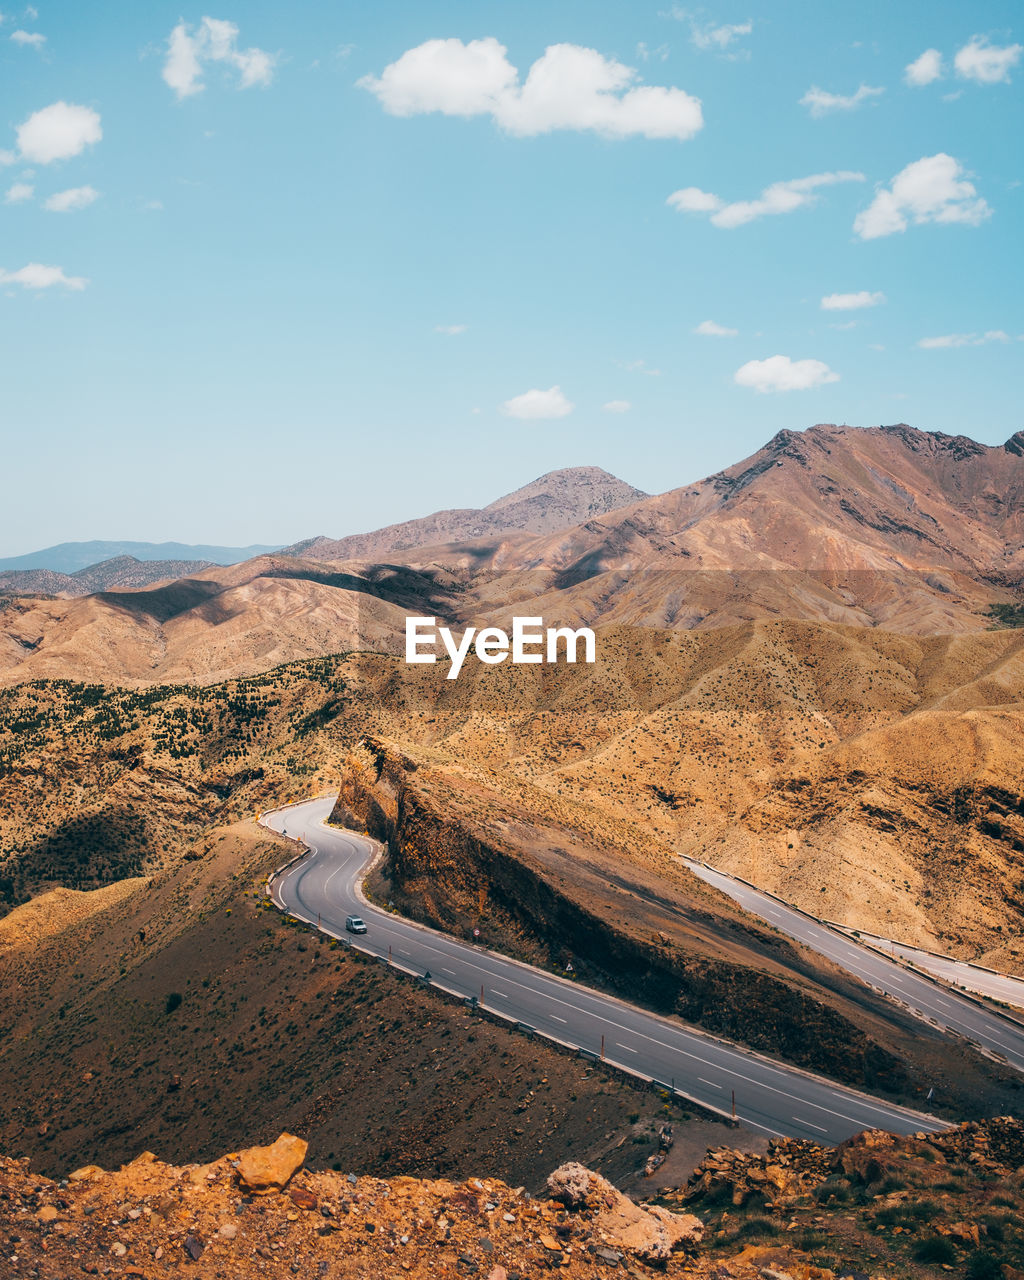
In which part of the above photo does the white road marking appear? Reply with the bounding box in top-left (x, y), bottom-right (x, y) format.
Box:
top-left (551, 1015), bottom-right (567, 1023)
top-left (796, 1117), bottom-right (829, 1133)
top-left (615, 1043), bottom-right (638, 1054)
top-left (697, 1077), bottom-right (723, 1089)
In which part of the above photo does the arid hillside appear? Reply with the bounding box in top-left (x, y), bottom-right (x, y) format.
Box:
top-left (0, 820), bottom-right (695, 1189)
top-left (4, 621), bottom-right (1024, 966)
top-left (0, 557), bottom-right (465, 686)
top-left (322, 621), bottom-right (1024, 967)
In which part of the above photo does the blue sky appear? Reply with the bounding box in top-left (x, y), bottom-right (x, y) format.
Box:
top-left (0, 0), bottom-right (1021, 555)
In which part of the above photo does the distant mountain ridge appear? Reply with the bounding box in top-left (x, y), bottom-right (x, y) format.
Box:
top-left (284, 466), bottom-right (649, 562)
top-left (0, 556), bottom-right (216, 599)
top-left (0, 541), bottom-right (282, 575)
top-left (428, 424), bottom-right (1024, 579)
top-left (2, 425), bottom-right (1023, 687)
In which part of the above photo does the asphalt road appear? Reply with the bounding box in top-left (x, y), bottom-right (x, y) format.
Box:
top-left (684, 859), bottom-right (1024, 1075)
top-left (263, 798), bottom-right (945, 1145)
top-left (852, 933), bottom-right (1024, 1011)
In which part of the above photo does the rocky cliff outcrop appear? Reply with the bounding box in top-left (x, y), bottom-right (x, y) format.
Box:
top-left (6, 1118), bottom-right (1024, 1279)
top-left (0, 1137), bottom-right (702, 1278)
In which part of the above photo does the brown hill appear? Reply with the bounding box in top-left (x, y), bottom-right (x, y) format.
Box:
top-left (383, 424), bottom-right (1024, 633)
top-left (0, 556), bottom-right (465, 686)
top-left (440, 425), bottom-right (1024, 577)
top-left (0, 554), bottom-right (215, 598)
top-left (286, 465), bottom-right (648, 561)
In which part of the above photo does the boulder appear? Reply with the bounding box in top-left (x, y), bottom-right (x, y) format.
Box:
top-left (547, 1162), bottom-right (703, 1262)
top-left (236, 1134), bottom-right (308, 1194)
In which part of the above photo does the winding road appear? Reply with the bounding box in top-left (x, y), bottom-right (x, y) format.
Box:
top-left (683, 859), bottom-right (1024, 1075)
top-left (262, 798), bottom-right (945, 1145)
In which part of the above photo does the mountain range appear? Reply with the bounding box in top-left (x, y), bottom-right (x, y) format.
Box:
top-left (0, 555), bottom-right (216, 598)
top-left (0, 540), bottom-right (282, 575)
top-left (0, 423), bottom-right (1020, 687)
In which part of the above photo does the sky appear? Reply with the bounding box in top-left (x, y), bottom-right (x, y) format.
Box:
top-left (0, 0), bottom-right (1022, 556)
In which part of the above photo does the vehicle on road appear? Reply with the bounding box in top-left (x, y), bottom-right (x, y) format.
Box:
top-left (345, 915), bottom-right (367, 934)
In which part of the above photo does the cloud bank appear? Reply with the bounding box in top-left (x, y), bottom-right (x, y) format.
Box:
top-left (360, 39), bottom-right (704, 140)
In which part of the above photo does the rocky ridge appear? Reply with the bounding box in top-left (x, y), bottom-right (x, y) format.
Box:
top-left (0, 556), bottom-right (217, 599)
top-left (6, 1118), bottom-right (1024, 1279)
top-left (0, 1136), bottom-right (703, 1279)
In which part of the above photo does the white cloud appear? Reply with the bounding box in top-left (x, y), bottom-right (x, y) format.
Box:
top-left (734, 355), bottom-right (839, 393)
top-left (434, 323), bottom-right (467, 335)
top-left (854, 153), bottom-right (991, 239)
top-left (603, 399), bottom-right (632, 412)
top-left (500, 385), bottom-right (574, 419)
top-left (905, 48), bottom-right (943, 86)
top-left (0, 262), bottom-right (87, 290)
top-left (668, 170), bottom-right (864, 229)
top-left (695, 319), bottom-right (738, 336)
top-left (917, 330), bottom-right (1011, 349)
top-left (44, 184), bottom-right (99, 212)
top-left (16, 102), bottom-right (102, 164)
top-left (668, 187), bottom-right (722, 213)
top-left (163, 17), bottom-right (276, 99)
top-left (690, 20), bottom-right (752, 52)
top-left (0, 151), bottom-right (13, 166)
top-left (4, 181), bottom-right (32, 203)
top-left (820, 290), bottom-right (885, 311)
top-left (799, 84), bottom-right (884, 116)
top-left (359, 38), bottom-right (704, 141)
top-left (618, 358), bottom-right (662, 375)
top-left (635, 42), bottom-right (669, 63)
top-left (954, 36), bottom-right (1022, 84)
top-left (10, 28), bottom-right (43, 47)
